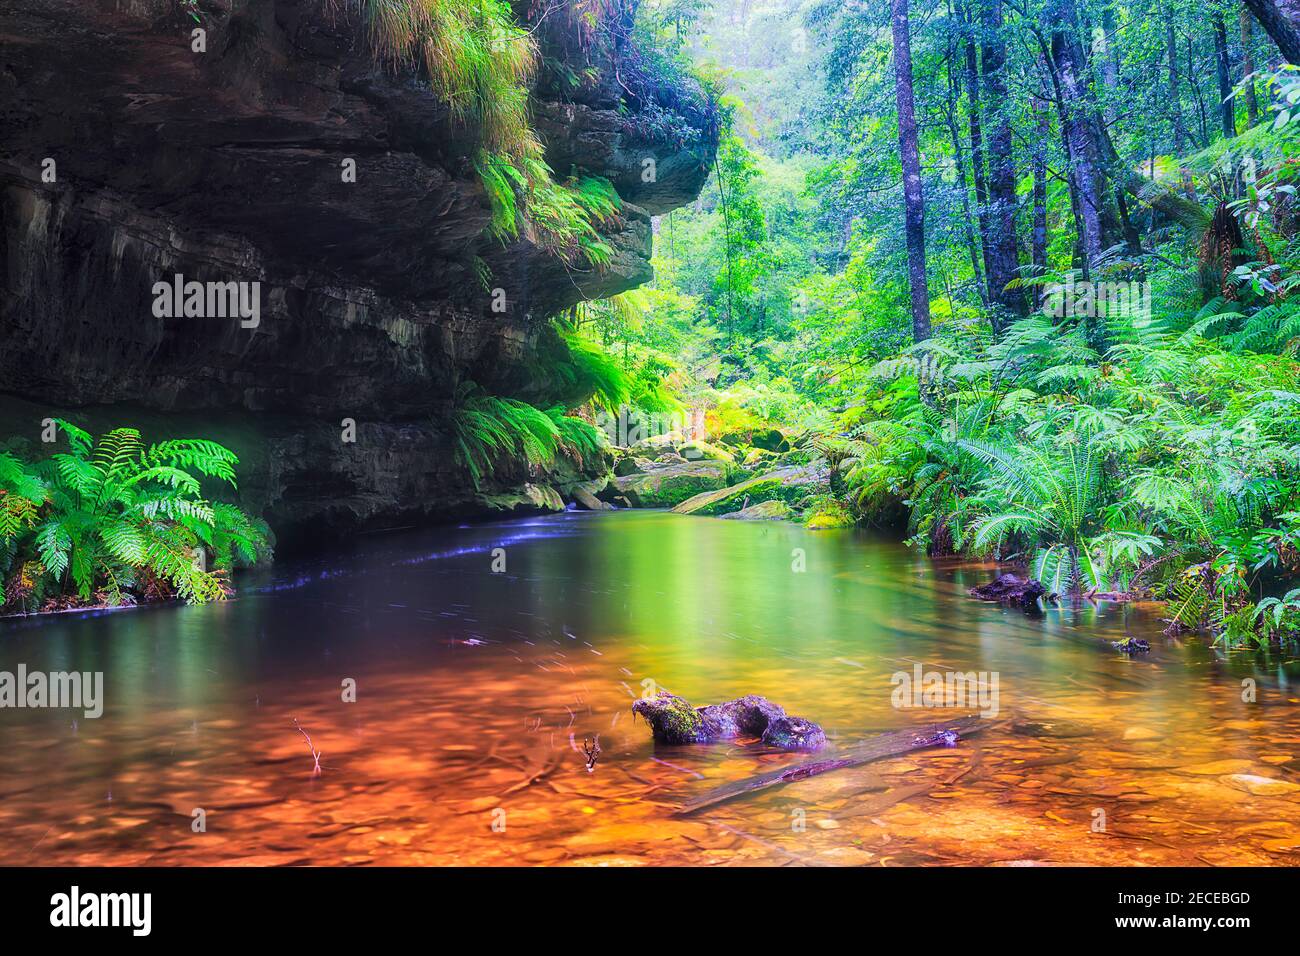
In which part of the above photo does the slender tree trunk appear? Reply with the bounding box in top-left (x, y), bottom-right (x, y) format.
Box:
top-left (945, 54), bottom-right (988, 303)
top-left (960, 0), bottom-right (993, 297)
top-left (891, 0), bottom-right (932, 343)
top-left (981, 0), bottom-right (1027, 323)
top-left (1213, 17), bottom-right (1238, 137)
top-left (1047, 0), bottom-right (1113, 275)
top-left (1031, 81), bottom-right (1050, 274)
top-left (1243, 0), bottom-right (1300, 64)
top-left (1166, 15), bottom-right (1189, 152)
top-left (1097, 5), bottom-right (1120, 125)
top-left (1241, 6), bottom-right (1261, 127)
top-left (1188, 36), bottom-right (1211, 146)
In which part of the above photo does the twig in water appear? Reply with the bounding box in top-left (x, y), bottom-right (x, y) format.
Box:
top-left (583, 735), bottom-right (601, 773)
top-left (293, 717), bottom-right (323, 777)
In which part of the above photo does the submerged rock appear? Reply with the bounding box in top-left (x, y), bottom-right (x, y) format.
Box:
top-left (1221, 773), bottom-right (1300, 796)
top-left (969, 573), bottom-right (1048, 609)
top-left (632, 691), bottom-right (825, 751)
top-left (1112, 637), bottom-right (1151, 655)
top-left (760, 715), bottom-right (828, 751)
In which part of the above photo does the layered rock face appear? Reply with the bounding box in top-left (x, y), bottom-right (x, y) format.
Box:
top-left (0, 0), bottom-right (715, 546)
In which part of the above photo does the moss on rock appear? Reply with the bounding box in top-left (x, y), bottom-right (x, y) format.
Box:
top-left (606, 459), bottom-right (732, 508)
top-left (671, 465), bottom-right (829, 516)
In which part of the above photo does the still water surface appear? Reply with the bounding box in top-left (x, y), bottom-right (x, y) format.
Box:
top-left (3, 511), bottom-right (1300, 866)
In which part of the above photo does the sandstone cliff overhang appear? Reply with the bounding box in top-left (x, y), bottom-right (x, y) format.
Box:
top-left (0, 0), bottom-right (719, 541)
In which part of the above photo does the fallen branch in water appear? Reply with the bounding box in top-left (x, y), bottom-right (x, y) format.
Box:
top-left (674, 717), bottom-right (994, 816)
top-left (293, 718), bottom-right (323, 777)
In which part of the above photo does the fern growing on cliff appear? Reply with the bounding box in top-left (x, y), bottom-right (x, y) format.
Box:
top-left (547, 407), bottom-right (607, 469)
top-left (344, 0), bottom-right (623, 267)
top-left (450, 385), bottom-right (563, 488)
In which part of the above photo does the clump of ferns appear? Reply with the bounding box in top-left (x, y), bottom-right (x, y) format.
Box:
top-left (449, 383), bottom-right (609, 489)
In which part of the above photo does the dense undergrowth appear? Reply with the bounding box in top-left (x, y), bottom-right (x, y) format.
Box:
top-left (586, 2), bottom-right (1300, 649)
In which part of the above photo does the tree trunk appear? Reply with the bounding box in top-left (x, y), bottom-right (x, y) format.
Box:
top-left (1241, 6), bottom-right (1261, 128)
top-left (981, 0), bottom-right (1027, 323)
top-left (961, 0), bottom-right (993, 298)
top-left (1166, 15), bottom-right (1189, 152)
top-left (892, 0), bottom-right (932, 343)
top-left (1187, 36), bottom-right (1210, 146)
top-left (1047, 0), bottom-right (1114, 274)
top-left (1243, 0), bottom-right (1300, 64)
top-left (1213, 17), bottom-right (1238, 137)
top-left (945, 52), bottom-right (988, 303)
top-left (1031, 80), bottom-right (1050, 274)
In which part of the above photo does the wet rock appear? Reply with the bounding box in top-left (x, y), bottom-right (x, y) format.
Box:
top-left (632, 691), bottom-right (824, 752)
top-left (476, 483), bottom-right (565, 516)
top-left (1010, 719), bottom-right (1093, 739)
top-left (761, 715), bottom-right (828, 751)
top-left (604, 460), bottom-right (732, 508)
top-left (569, 486), bottom-right (612, 511)
top-left (719, 500), bottom-right (790, 521)
top-left (671, 465), bottom-right (830, 516)
top-left (1221, 774), bottom-right (1300, 796)
top-left (1176, 759), bottom-right (1255, 775)
top-left (1112, 638), bottom-right (1150, 655)
top-left (969, 574), bottom-right (1048, 609)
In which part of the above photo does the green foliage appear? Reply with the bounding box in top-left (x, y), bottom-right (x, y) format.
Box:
top-left (546, 407), bottom-right (609, 470)
top-left (545, 323), bottom-right (633, 412)
top-left (449, 385), bottom-right (562, 489)
top-left (0, 422), bottom-right (269, 611)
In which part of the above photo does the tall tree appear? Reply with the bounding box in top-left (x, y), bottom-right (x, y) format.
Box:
top-left (981, 0), bottom-right (1028, 323)
top-left (1166, 13), bottom-right (1190, 153)
top-left (1031, 78), bottom-right (1050, 274)
top-left (1046, 0), bottom-right (1116, 274)
top-left (1243, 0), bottom-right (1300, 63)
top-left (1241, 6), bottom-right (1261, 127)
top-left (961, 0), bottom-right (993, 296)
top-left (1212, 16), bottom-right (1238, 137)
top-left (891, 0), bottom-right (932, 343)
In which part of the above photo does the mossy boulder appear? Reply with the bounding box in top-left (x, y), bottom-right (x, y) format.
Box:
top-left (719, 499), bottom-right (790, 521)
top-left (627, 434), bottom-right (681, 457)
top-left (720, 427), bottom-right (789, 453)
top-left (604, 459), bottom-right (732, 508)
top-left (613, 455), bottom-right (653, 477)
top-left (741, 447), bottom-right (777, 468)
top-left (632, 691), bottom-right (825, 751)
top-left (477, 482), bottom-right (565, 515)
top-left (678, 440), bottom-right (736, 464)
top-left (671, 465), bottom-right (829, 516)
top-left (804, 501), bottom-right (856, 530)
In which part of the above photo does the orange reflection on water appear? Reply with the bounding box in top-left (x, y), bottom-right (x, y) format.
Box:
top-left (1, 512), bottom-right (1299, 866)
